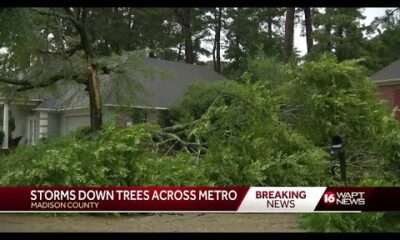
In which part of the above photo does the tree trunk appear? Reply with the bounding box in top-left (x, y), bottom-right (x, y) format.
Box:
top-left (177, 42), bottom-right (182, 62)
top-left (283, 7), bottom-right (295, 63)
top-left (87, 59), bottom-right (103, 133)
top-left (326, 23), bottom-right (332, 51)
top-left (304, 7), bottom-right (313, 53)
top-left (75, 8), bottom-right (103, 133)
top-left (148, 41), bottom-right (156, 58)
top-left (149, 51), bottom-right (156, 58)
top-left (325, 8), bottom-right (333, 51)
top-left (82, 37), bottom-right (102, 133)
top-left (215, 7), bottom-right (222, 73)
top-left (212, 36), bottom-right (216, 70)
top-left (267, 15), bottom-right (273, 39)
top-left (335, 25), bottom-right (344, 60)
top-left (182, 8), bottom-right (194, 64)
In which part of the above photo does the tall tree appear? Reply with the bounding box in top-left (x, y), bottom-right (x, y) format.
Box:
top-left (165, 8), bottom-right (210, 64)
top-left (132, 8), bottom-right (182, 60)
top-left (212, 7), bottom-right (223, 73)
top-left (363, 8), bottom-right (400, 72)
top-left (304, 7), bottom-right (313, 53)
top-left (67, 8), bottom-right (103, 132)
top-left (0, 8), bottom-right (142, 132)
top-left (224, 8), bottom-right (259, 76)
top-left (174, 8), bottom-right (195, 64)
top-left (311, 8), bottom-right (367, 61)
top-left (283, 8), bottom-right (295, 63)
top-left (223, 8), bottom-right (286, 78)
top-left (257, 8), bottom-right (286, 57)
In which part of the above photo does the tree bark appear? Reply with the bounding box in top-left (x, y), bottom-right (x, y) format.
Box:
top-left (177, 42), bottom-right (182, 62)
top-left (304, 7), bottom-right (313, 53)
top-left (87, 60), bottom-right (103, 133)
top-left (325, 8), bottom-right (333, 51)
top-left (335, 25), bottom-right (345, 60)
top-left (72, 8), bottom-right (103, 133)
top-left (215, 7), bottom-right (222, 73)
top-left (212, 36), bottom-right (216, 70)
top-left (283, 8), bottom-right (295, 63)
top-left (181, 8), bottom-right (194, 64)
top-left (267, 15), bottom-right (273, 40)
top-left (149, 51), bottom-right (156, 58)
top-left (148, 40), bottom-right (156, 58)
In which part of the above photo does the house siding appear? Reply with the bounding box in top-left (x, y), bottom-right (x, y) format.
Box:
top-left (59, 107), bottom-right (117, 136)
top-left (44, 106), bottom-right (164, 138)
top-left (60, 108), bottom-right (90, 136)
top-left (38, 111), bottom-right (48, 139)
top-left (10, 105), bottom-right (31, 145)
top-left (47, 113), bottom-right (60, 139)
top-left (103, 108), bottom-right (117, 123)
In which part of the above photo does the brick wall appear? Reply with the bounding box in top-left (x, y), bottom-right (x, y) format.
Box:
top-left (116, 114), bottom-right (133, 127)
top-left (116, 110), bottom-right (160, 127)
top-left (376, 84), bottom-right (400, 120)
top-left (376, 84), bottom-right (400, 110)
top-left (146, 110), bottom-right (159, 124)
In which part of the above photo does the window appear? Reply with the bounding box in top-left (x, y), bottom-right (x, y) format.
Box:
top-left (131, 109), bottom-right (148, 124)
top-left (27, 117), bottom-right (38, 145)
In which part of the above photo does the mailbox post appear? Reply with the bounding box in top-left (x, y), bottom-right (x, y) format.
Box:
top-left (331, 134), bottom-right (347, 185)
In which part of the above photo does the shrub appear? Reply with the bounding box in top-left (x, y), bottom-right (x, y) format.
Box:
top-left (174, 80), bottom-right (330, 186)
top-left (282, 55), bottom-right (389, 146)
top-left (287, 56), bottom-right (400, 232)
top-left (133, 153), bottom-right (210, 186)
top-left (0, 136), bottom-right (77, 186)
top-left (240, 57), bottom-right (290, 91)
top-left (279, 55), bottom-right (398, 183)
top-left (70, 125), bottom-right (92, 140)
top-left (299, 213), bottom-right (393, 232)
top-left (0, 123), bottom-right (207, 186)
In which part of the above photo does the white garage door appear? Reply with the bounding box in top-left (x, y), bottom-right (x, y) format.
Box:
top-left (64, 115), bottom-right (90, 135)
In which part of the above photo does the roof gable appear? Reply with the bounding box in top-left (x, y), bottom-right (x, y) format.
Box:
top-left (35, 58), bottom-right (224, 110)
top-left (370, 59), bottom-right (400, 82)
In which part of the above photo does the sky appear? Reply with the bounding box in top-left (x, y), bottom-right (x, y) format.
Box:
top-left (200, 8), bottom-right (397, 62)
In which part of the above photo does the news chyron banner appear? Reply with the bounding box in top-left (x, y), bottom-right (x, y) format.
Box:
top-left (0, 187), bottom-right (399, 212)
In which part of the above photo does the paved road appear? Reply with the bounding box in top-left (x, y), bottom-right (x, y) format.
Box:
top-left (0, 213), bottom-right (305, 232)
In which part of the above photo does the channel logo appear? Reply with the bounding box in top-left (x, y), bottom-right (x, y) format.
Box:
top-left (323, 191), bottom-right (336, 205)
top-left (323, 191), bottom-right (365, 206)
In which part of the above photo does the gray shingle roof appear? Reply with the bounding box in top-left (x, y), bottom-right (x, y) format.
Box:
top-left (35, 58), bottom-right (224, 110)
top-left (370, 59), bottom-right (400, 82)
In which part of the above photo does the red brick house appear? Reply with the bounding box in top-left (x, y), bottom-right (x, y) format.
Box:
top-left (370, 59), bottom-right (400, 120)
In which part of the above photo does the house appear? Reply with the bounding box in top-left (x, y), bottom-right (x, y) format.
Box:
top-left (370, 59), bottom-right (400, 120)
top-left (0, 58), bottom-right (223, 149)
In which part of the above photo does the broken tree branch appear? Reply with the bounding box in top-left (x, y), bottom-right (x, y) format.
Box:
top-left (32, 8), bottom-right (80, 27)
top-left (0, 70), bottom-right (85, 92)
top-left (152, 119), bottom-right (206, 157)
top-left (0, 78), bottom-right (31, 86)
top-left (370, 7), bottom-right (400, 31)
top-left (38, 44), bottom-right (82, 57)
